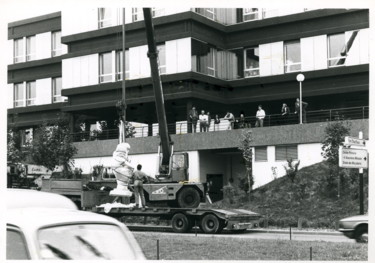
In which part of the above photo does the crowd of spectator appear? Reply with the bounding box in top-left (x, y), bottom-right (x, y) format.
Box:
top-left (188, 98), bottom-right (309, 133)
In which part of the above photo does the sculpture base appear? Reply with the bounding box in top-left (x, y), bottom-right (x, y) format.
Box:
top-left (109, 188), bottom-right (132, 197)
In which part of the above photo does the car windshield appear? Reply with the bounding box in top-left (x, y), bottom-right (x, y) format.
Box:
top-left (37, 223), bottom-right (137, 260)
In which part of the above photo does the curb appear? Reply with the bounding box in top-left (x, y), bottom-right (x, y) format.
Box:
top-left (128, 224), bottom-right (342, 236)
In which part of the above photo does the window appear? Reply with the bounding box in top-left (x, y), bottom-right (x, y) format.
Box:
top-left (6, 228), bottom-right (30, 260)
top-left (328, 33), bottom-right (346, 67)
top-left (243, 8), bottom-right (260, 21)
top-left (255, 146), bottom-right (267, 161)
top-left (26, 81), bottom-right (36, 106)
top-left (52, 31), bottom-right (62, 57)
top-left (14, 83), bottom-right (24, 107)
top-left (194, 8), bottom-right (217, 21)
top-left (116, 50), bottom-right (129, 80)
top-left (99, 52), bottom-right (112, 83)
top-left (244, 47), bottom-right (259, 77)
top-left (14, 38), bottom-right (24, 63)
top-left (52, 77), bottom-right (66, 102)
top-left (275, 145), bottom-right (298, 161)
top-left (26, 36), bottom-right (36, 61)
top-left (132, 8), bottom-right (143, 22)
top-left (98, 8), bottom-right (112, 28)
top-left (284, 40), bottom-right (301, 73)
top-left (157, 44), bottom-right (166, 75)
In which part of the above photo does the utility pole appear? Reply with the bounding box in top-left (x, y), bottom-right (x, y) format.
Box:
top-left (358, 131), bottom-right (364, 215)
top-left (121, 8), bottom-right (126, 143)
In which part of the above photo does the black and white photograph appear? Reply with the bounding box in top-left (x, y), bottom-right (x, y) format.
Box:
top-left (1, 0), bottom-right (372, 261)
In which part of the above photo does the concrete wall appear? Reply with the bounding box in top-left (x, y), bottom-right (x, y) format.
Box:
top-left (198, 151), bottom-right (227, 183)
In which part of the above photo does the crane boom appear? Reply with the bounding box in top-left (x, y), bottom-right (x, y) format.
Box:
top-left (143, 8), bottom-right (172, 170)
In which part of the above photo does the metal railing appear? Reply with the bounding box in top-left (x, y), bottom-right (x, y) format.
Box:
top-left (70, 106), bottom-right (368, 142)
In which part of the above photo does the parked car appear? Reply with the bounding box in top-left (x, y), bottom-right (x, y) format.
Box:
top-left (338, 214), bottom-right (368, 243)
top-left (6, 189), bottom-right (145, 260)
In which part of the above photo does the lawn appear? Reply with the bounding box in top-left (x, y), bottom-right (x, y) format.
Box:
top-left (133, 232), bottom-right (367, 260)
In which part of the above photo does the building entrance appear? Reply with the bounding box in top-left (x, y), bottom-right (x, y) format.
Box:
top-left (207, 174), bottom-right (224, 202)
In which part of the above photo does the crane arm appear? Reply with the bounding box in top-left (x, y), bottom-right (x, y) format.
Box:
top-left (143, 8), bottom-right (172, 169)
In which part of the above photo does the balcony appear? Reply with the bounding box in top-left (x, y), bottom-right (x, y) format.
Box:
top-left (71, 106), bottom-right (368, 142)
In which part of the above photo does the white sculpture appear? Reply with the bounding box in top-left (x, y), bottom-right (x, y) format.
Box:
top-left (110, 142), bottom-right (134, 197)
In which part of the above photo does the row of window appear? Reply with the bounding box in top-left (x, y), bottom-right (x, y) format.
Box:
top-left (96, 8), bottom-right (315, 29)
top-left (13, 31), bottom-right (62, 63)
top-left (255, 145), bottom-right (298, 162)
top-left (98, 45), bottom-right (166, 83)
top-left (14, 77), bottom-right (66, 108)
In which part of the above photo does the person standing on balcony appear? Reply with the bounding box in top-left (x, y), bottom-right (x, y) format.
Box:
top-left (224, 111), bottom-right (235, 130)
top-left (189, 106), bottom-right (198, 133)
top-left (199, 110), bottom-right (208, 132)
top-left (207, 112), bottom-right (212, 132)
top-left (281, 103), bottom-right (290, 124)
top-left (237, 113), bottom-right (247, 129)
top-left (255, 105), bottom-right (266, 127)
top-left (214, 114), bottom-right (221, 131)
top-left (294, 98), bottom-right (308, 124)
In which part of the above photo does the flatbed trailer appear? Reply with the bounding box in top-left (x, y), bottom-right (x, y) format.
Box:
top-left (89, 205), bottom-right (261, 234)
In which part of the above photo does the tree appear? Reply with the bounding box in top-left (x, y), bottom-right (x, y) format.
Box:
top-left (30, 114), bottom-right (77, 177)
top-left (238, 129), bottom-right (254, 192)
top-left (283, 158), bottom-right (300, 183)
top-left (321, 121), bottom-right (351, 193)
top-left (321, 121), bottom-right (351, 166)
top-left (7, 127), bottom-right (28, 163)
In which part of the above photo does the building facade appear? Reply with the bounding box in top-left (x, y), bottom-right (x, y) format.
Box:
top-left (7, 8), bottom-right (369, 190)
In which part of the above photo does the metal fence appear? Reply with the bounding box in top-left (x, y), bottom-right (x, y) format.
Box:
top-left (70, 106), bottom-right (368, 142)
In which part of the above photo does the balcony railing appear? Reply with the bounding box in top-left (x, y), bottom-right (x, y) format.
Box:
top-left (70, 106), bottom-right (368, 142)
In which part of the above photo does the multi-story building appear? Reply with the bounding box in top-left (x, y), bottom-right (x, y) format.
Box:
top-left (7, 8), bottom-right (369, 192)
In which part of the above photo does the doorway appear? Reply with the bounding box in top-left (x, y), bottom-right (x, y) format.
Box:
top-left (206, 174), bottom-right (224, 202)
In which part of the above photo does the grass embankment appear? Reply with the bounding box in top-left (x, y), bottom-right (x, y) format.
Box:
top-left (134, 232), bottom-right (367, 260)
top-left (213, 161), bottom-right (368, 228)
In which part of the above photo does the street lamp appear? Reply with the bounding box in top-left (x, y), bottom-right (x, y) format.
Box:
top-left (296, 74), bottom-right (305, 124)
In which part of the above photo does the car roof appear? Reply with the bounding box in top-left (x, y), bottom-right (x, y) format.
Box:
top-left (7, 189), bottom-right (77, 210)
top-left (7, 208), bottom-right (122, 230)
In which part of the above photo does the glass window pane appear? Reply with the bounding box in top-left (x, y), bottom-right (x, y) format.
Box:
top-left (14, 38), bottom-right (24, 63)
top-left (255, 146), bottom-right (267, 161)
top-left (157, 45), bottom-right (166, 74)
top-left (14, 83), bottom-right (24, 107)
top-left (99, 53), bottom-right (112, 82)
top-left (328, 33), bottom-right (346, 67)
top-left (7, 229), bottom-right (30, 260)
top-left (243, 8), bottom-right (259, 21)
top-left (53, 77), bottom-right (63, 102)
top-left (38, 224), bottom-right (136, 260)
top-left (26, 36), bottom-right (35, 61)
top-left (26, 81), bottom-right (36, 106)
top-left (245, 47), bottom-right (259, 77)
top-left (284, 41), bottom-right (301, 72)
top-left (52, 31), bottom-right (62, 56)
top-left (98, 8), bottom-right (112, 28)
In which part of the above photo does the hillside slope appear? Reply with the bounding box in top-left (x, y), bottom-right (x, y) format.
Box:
top-left (216, 161), bottom-right (368, 228)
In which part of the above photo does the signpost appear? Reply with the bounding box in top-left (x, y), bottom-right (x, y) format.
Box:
top-left (339, 147), bottom-right (368, 169)
top-left (339, 132), bottom-right (367, 215)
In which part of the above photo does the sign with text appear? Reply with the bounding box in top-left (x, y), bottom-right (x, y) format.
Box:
top-left (339, 147), bottom-right (368, 169)
top-left (344, 136), bottom-right (366, 147)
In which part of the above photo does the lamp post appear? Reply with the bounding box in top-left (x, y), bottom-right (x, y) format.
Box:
top-left (296, 74), bottom-right (305, 124)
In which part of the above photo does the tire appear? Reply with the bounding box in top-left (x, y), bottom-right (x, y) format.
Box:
top-left (171, 213), bottom-right (192, 233)
top-left (355, 225), bottom-right (368, 243)
top-left (177, 187), bottom-right (200, 208)
top-left (200, 214), bottom-right (221, 234)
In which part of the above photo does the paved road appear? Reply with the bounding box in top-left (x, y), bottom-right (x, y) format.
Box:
top-left (130, 226), bottom-right (354, 243)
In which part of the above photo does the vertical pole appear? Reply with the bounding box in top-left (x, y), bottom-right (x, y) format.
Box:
top-left (310, 247), bottom-right (312, 261)
top-left (299, 81), bottom-right (302, 124)
top-left (122, 8), bottom-right (126, 143)
top-left (289, 225), bottom-right (292, 240)
top-left (359, 131), bottom-right (364, 215)
top-left (195, 219), bottom-right (198, 237)
top-left (156, 239), bottom-right (159, 260)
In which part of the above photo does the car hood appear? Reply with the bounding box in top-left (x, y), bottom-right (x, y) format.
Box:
top-left (340, 214), bottom-right (368, 222)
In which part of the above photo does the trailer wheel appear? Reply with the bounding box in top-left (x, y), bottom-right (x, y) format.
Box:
top-left (200, 214), bottom-right (221, 234)
top-left (171, 213), bottom-right (191, 233)
top-left (177, 187), bottom-right (200, 208)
